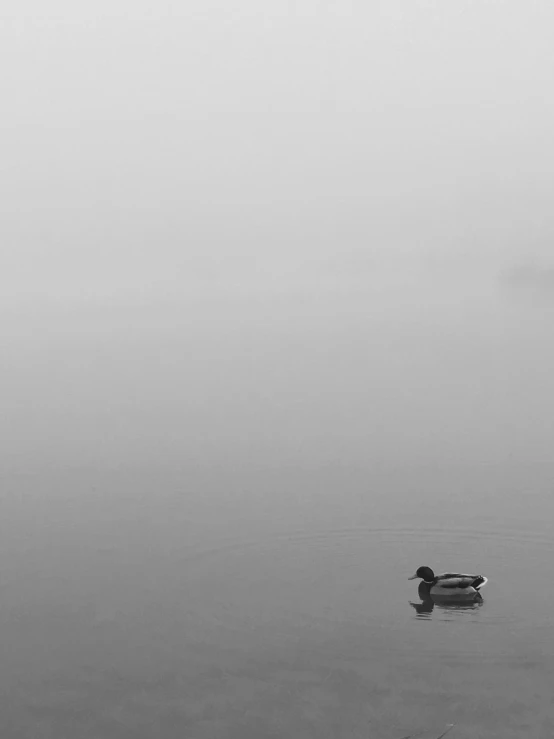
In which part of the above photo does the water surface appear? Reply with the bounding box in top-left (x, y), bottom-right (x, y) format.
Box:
top-left (1, 463), bottom-right (553, 739)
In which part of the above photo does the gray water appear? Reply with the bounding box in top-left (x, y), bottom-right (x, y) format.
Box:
top-left (1, 461), bottom-right (554, 739)
top-left (4, 1), bottom-right (554, 736)
top-left (3, 270), bottom-right (554, 739)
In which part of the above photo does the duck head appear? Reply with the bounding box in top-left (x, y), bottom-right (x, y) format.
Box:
top-left (408, 566), bottom-right (435, 583)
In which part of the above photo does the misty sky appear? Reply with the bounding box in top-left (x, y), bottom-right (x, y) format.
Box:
top-left (2, 1), bottom-right (554, 474)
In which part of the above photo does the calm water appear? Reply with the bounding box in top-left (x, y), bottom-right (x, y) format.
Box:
top-left (4, 0), bottom-right (554, 734)
top-left (1, 463), bottom-right (553, 739)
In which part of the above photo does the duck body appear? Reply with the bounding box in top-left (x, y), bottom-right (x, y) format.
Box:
top-left (409, 566), bottom-right (488, 599)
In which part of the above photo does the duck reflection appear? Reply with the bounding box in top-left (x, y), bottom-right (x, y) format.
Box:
top-left (410, 581), bottom-right (483, 618)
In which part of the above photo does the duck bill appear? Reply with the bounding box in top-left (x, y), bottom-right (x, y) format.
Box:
top-left (408, 574), bottom-right (419, 580)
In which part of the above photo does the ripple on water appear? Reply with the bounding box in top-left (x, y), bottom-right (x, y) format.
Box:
top-left (176, 520), bottom-right (554, 662)
top-left (183, 522), bottom-right (554, 562)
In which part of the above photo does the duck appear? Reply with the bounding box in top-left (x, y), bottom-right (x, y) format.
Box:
top-left (408, 566), bottom-right (488, 598)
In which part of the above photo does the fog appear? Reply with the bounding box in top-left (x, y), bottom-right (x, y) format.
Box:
top-left (3, 0), bottom-right (554, 474)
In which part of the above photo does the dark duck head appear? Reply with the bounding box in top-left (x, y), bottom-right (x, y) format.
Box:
top-left (408, 566), bottom-right (435, 584)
